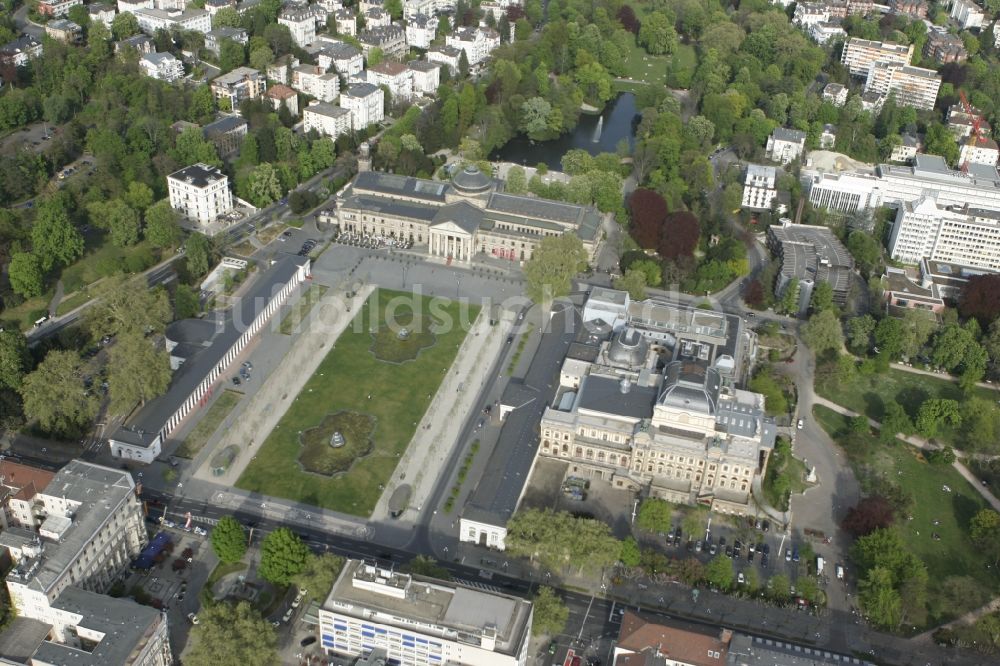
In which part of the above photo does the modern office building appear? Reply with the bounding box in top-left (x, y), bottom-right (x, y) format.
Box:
top-left (863, 62), bottom-right (940, 111)
top-left (167, 163), bottom-right (234, 225)
top-left (317, 559), bottom-right (533, 666)
top-left (841, 38), bottom-right (912, 77)
top-left (950, 0), bottom-right (984, 29)
top-left (107, 257), bottom-right (311, 463)
top-left (741, 164), bottom-right (778, 211)
top-left (767, 220), bottom-right (855, 308)
top-left (889, 196), bottom-right (1000, 271)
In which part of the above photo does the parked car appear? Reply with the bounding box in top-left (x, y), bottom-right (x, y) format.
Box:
top-left (300, 636), bottom-right (317, 647)
top-left (797, 418), bottom-right (804, 429)
top-left (737, 572), bottom-right (745, 585)
top-left (188, 613), bottom-right (199, 625)
top-left (193, 526), bottom-right (208, 536)
top-left (785, 548), bottom-right (792, 562)
top-left (162, 519), bottom-right (176, 528)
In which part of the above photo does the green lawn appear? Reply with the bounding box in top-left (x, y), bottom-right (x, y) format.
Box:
top-left (762, 438), bottom-right (809, 511)
top-left (815, 365), bottom-right (998, 449)
top-left (1, 292), bottom-right (52, 331)
top-left (175, 390), bottom-right (242, 459)
top-left (55, 289), bottom-right (91, 316)
top-left (813, 404), bottom-right (999, 624)
top-left (59, 235), bottom-right (164, 294)
top-left (621, 39), bottom-right (671, 84)
top-left (236, 289), bottom-right (478, 516)
top-left (279, 284), bottom-right (329, 334)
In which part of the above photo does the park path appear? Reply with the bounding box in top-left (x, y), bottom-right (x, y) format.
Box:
top-left (48, 280), bottom-right (64, 317)
top-left (889, 361), bottom-right (1000, 392)
top-left (369, 307), bottom-right (513, 522)
top-left (810, 395), bottom-right (1000, 513)
top-left (191, 283), bottom-right (377, 487)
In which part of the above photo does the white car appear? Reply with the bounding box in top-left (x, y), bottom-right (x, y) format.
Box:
top-left (797, 419), bottom-right (804, 430)
top-left (188, 613), bottom-right (199, 625)
top-left (737, 572), bottom-right (746, 585)
top-left (193, 526), bottom-right (207, 536)
top-left (162, 519), bottom-right (176, 529)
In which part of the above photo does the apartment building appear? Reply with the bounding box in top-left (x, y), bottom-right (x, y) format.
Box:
top-left (139, 51), bottom-right (184, 81)
top-left (211, 66), bottom-right (267, 110)
top-left (446, 25), bottom-right (499, 66)
top-left (87, 2), bottom-right (117, 26)
top-left (279, 3), bottom-right (317, 47)
top-left (890, 133), bottom-right (920, 162)
top-left (0, 35), bottom-right (43, 71)
top-left (406, 13), bottom-right (438, 49)
top-left (924, 27), bottom-right (967, 64)
top-left (947, 103), bottom-right (992, 140)
top-left (427, 44), bottom-right (462, 73)
top-left (0, 461), bottom-right (55, 531)
top-left (864, 62), bottom-right (940, 111)
top-left (960, 136), bottom-right (1000, 167)
top-left (809, 22), bottom-right (847, 45)
top-left (318, 41), bottom-right (364, 76)
top-left (117, 0), bottom-right (152, 12)
top-left (303, 101), bottom-right (352, 138)
top-left (167, 163), bottom-right (234, 226)
top-left (841, 38), bottom-right (913, 77)
top-left (766, 127), bottom-right (807, 165)
top-left (889, 0), bottom-right (927, 17)
top-left (792, 2), bottom-right (830, 27)
top-left (403, 0), bottom-right (455, 17)
top-left (408, 60), bottom-right (441, 95)
top-left (292, 64), bottom-right (340, 102)
top-left (203, 0), bottom-right (236, 15)
top-left (133, 7), bottom-right (211, 34)
top-left (741, 164), bottom-right (778, 210)
top-left (37, 0), bottom-right (80, 17)
top-left (534, 292), bottom-right (772, 517)
top-left (365, 6), bottom-right (391, 27)
top-left (950, 0), bottom-right (984, 29)
top-left (889, 196), bottom-right (1000, 271)
top-left (265, 83), bottom-right (299, 116)
top-left (334, 8), bottom-right (356, 35)
top-left (205, 26), bottom-right (248, 56)
top-left (368, 61), bottom-right (413, 101)
top-left (3, 461), bottom-right (146, 613)
top-left (359, 24), bottom-right (407, 60)
top-left (318, 559), bottom-right (533, 666)
top-left (267, 53), bottom-right (298, 84)
top-left (340, 82), bottom-right (384, 130)
top-left (614, 612), bottom-right (732, 666)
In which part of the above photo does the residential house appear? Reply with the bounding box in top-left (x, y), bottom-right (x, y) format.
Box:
top-left (766, 127), bottom-right (807, 164)
top-left (134, 7), bottom-right (212, 34)
top-left (820, 124), bottom-right (837, 149)
top-left (427, 44), bottom-right (462, 73)
top-left (205, 26), bottom-right (248, 57)
top-left (202, 115), bottom-right (248, 156)
top-left (365, 7), bottom-right (391, 28)
top-left (340, 82), bottom-right (384, 129)
top-left (140, 51), bottom-right (184, 81)
top-left (809, 22), bottom-right (846, 45)
top-left (0, 35), bottom-right (43, 77)
top-left (924, 27), bottom-right (967, 64)
top-left (359, 24), bottom-right (407, 60)
top-left (792, 2), bottom-right (831, 27)
top-left (115, 33), bottom-right (155, 55)
top-left (445, 25), bottom-right (499, 67)
top-left (359, 0), bottom-right (383, 12)
top-left (88, 3), bottom-right (117, 27)
top-left (860, 90), bottom-right (885, 113)
top-left (265, 83), bottom-right (300, 117)
top-left (960, 136), bottom-right (1000, 167)
top-left (890, 133), bottom-right (920, 162)
top-left (368, 60), bottom-right (413, 101)
top-left (267, 53), bottom-right (299, 84)
top-left (334, 8), bottom-right (356, 35)
top-left (947, 103), bottom-right (991, 139)
top-left (37, 0), bottom-right (81, 17)
top-left (822, 82), bottom-right (848, 106)
top-left (278, 3), bottom-right (316, 47)
top-left (303, 100), bottom-right (352, 138)
top-left (864, 62), bottom-right (941, 111)
top-left (203, 0), bottom-right (236, 15)
top-left (741, 164), bottom-right (778, 210)
top-left (292, 64), bottom-right (340, 102)
top-left (950, 0), bottom-right (984, 29)
top-left (889, 0), bottom-right (927, 17)
top-left (167, 163), bottom-right (234, 224)
top-left (45, 19), bottom-right (83, 44)
top-left (0, 461), bottom-right (55, 530)
top-left (211, 67), bottom-right (267, 111)
top-left (408, 59), bottom-right (440, 95)
top-left (403, 0), bottom-right (456, 17)
top-left (318, 41), bottom-right (364, 76)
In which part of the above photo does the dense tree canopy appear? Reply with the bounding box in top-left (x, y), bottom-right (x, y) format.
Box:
top-left (185, 601), bottom-right (277, 666)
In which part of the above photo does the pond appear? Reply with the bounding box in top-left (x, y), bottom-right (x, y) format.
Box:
top-left (489, 92), bottom-right (640, 171)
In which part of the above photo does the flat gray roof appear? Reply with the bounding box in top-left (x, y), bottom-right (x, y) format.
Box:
top-left (577, 374), bottom-right (657, 419)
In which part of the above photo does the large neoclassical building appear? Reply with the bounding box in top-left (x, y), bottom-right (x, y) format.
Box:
top-left (538, 288), bottom-right (775, 515)
top-left (330, 165), bottom-right (604, 263)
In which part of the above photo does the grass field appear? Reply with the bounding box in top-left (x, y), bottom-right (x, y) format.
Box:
top-left (815, 365), bottom-right (998, 449)
top-left (55, 289), bottom-right (90, 316)
top-left (176, 390), bottom-right (242, 459)
top-left (1, 292), bottom-right (52, 331)
top-left (279, 284), bottom-right (329, 334)
top-left (813, 404), bottom-right (999, 624)
top-left (621, 39), bottom-right (671, 84)
top-left (236, 289), bottom-right (478, 516)
top-left (59, 237), bottom-right (162, 294)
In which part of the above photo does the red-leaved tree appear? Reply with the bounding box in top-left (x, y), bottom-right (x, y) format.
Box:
top-left (657, 211), bottom-right (700, 261)
top-left (506, 5), bottom-right (525, 21)
top-left (841, 495), bottom-right (896, 537)
top-left (628, 188), bottom-right (668, 250)
top-left (617, 5), bottom-right (639, 33)
top-left (744, 279), bottom-right (765, 309)
top-left (959, 274), bottom-right (1000, 325)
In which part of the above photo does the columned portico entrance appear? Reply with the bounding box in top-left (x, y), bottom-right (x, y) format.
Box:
top-left (429, 222), bottom-right (475, 261)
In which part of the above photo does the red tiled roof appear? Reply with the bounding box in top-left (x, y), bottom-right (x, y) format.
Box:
top-left (0, 461), bottom-right (55, 503)
top-left (266, 84), bottom-right (297, 99)
top-left (616, 611), bottom-right (731, 666)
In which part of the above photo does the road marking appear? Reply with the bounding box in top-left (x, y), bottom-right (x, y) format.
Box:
top-left (577, 595), bottom-right (594, 641)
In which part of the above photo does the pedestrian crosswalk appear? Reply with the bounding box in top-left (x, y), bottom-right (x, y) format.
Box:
top-left (454, 578), bottom-right (503, 593)
top-left (191, 516), bottom-right (219, 526)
